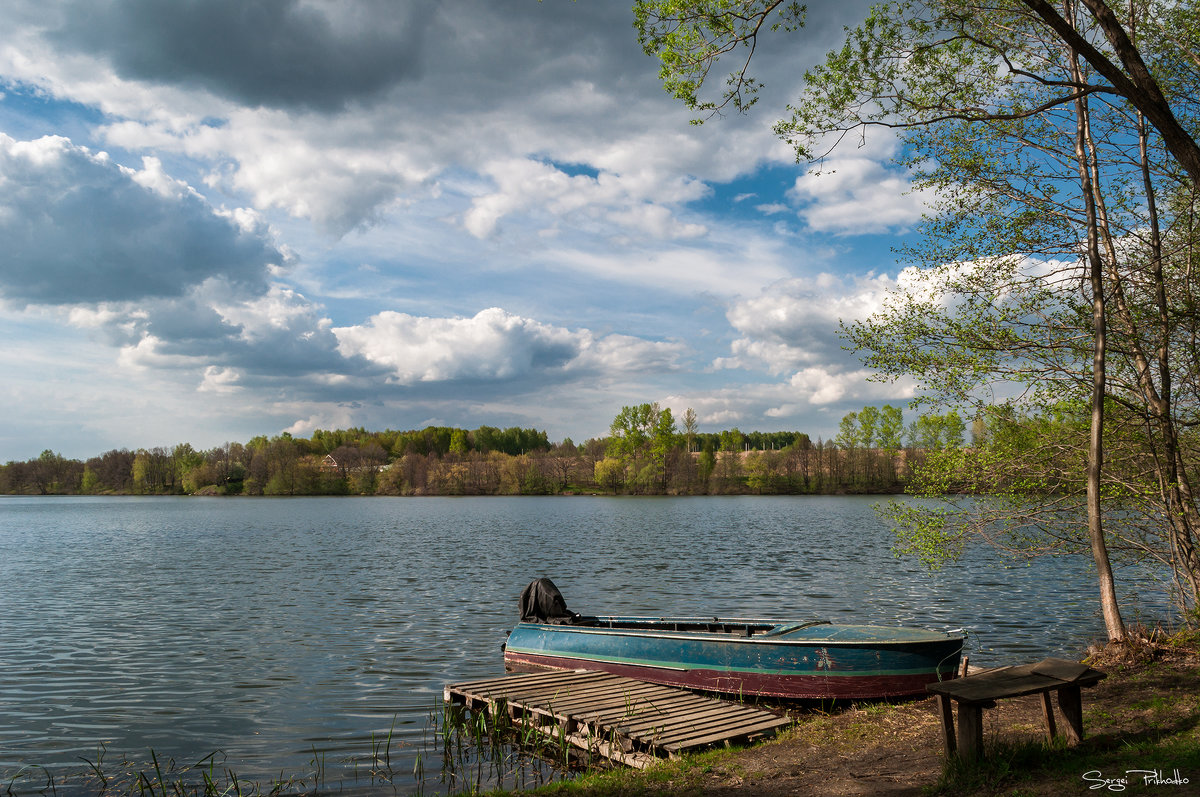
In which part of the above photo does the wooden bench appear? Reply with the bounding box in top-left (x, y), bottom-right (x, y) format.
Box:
top-left (927, 657), bottom-right (1106, 759)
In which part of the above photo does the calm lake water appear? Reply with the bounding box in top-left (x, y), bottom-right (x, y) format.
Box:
top-left (0, 495), bottom-right (1175, 792)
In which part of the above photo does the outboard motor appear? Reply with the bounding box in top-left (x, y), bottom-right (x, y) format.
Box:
top-left (518, 577), bottom-right (580, 625)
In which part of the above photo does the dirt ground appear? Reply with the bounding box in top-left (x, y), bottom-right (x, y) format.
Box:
top-left (679, 639), bottom-right (1200, 797)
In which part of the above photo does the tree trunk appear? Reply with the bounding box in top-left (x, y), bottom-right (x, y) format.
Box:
top-left (1022, 0), bottom-right (1200, 187)
top-left (1067, 1), bottom-right (1126, 642)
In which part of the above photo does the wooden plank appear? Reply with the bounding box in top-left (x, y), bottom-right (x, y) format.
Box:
top-left (581, 686), bottom-right (699, 712)
top-left (662, 716), bottom-right (793, 752)
top-left (1040, 691), bottom-right (1058, 741)
top-left (929, 670), bottom-right (1059, 704)
top-left (617, 704), bottom-right (739, 736)
top-left (625, 702), bottom-right (776, 736)
top-left (956, 704), bottom-right (983, 760)
top-left (450, 669), bottom-right (606, 692)
top-left (1058, 684), bottom-right (1085, 744)
top-left (444, 670), bottom-right (790, 767)
top-left (548, 699), bottom-right (666, 728)
top-left (928, 660), bottom-right (1106, 705)
top-left (447, 672), bottom-right (613, 703)
top-left (936, 694), bottom-right (956, 757)
top-left (646, 711), bottom-right (789, 745)
top-left (1031, 657), bottom-right (1097, 684)
top-left (541, 682), bottom-right (680, 712)
top-left (459, 671), bottom-right (618, 698)
top-left (539, 687), bottom-right (660, 716)
top-left (578, 694), bottom-right (701, 726)
top-left (562, 731), bottom-right (657, 769)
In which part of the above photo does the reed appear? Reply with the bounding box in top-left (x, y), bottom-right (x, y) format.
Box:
top-left (1, 700), bottom-right (594, 797)
top-left (429, 697), bottom-right (608, 793)
top-left (6, 746), bottom-right (353, 797)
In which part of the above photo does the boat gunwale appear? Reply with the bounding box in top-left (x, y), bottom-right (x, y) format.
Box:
top-left (510, 617), bottom-right (966, 647)
top-left (503, 648), bottom-right (959, 677)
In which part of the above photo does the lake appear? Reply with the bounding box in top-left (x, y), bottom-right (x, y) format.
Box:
top-left (0, 495), bottom-right (1175, 793)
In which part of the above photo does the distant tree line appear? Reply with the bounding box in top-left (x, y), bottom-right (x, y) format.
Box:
top-left (1, 406), bottom-right (977, 497)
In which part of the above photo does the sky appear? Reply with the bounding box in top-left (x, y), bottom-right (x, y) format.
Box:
top-left (0, 0), bottom-right (932, 461)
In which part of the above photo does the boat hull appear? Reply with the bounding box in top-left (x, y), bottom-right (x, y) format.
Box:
top-left (503, 617), bottom-right (963, 700)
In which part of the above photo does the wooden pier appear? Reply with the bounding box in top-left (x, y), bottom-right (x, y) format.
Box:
top-left (444, 669), bottom-right (792, 768)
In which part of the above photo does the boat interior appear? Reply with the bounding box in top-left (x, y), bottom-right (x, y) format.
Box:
top-left (567, 616), bottom-right (831, 637)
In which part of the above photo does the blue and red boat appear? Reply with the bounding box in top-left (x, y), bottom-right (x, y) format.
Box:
top-left (503, 580), bottom-right (964, 700)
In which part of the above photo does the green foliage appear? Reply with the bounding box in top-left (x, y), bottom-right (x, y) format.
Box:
top-left (884, 501), bottom-right (964, 568)
top-left (907, 410), bottom-right (966, 450)
top-left (835, 411), bottom-right (859, 450)
top-left (1, 407), bottom-right (988, 498)
top-left (605, 402), bottom-right (681, 491)
top-left (634, 0), bottom-right (805, 122)
top-left (877, 404), bottom-right (905, 449)
top-left (593, 457), bottom-right (625, 490)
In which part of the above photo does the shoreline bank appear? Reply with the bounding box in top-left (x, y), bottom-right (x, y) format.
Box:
top-left (524, 633), bottom-right (1199, 796)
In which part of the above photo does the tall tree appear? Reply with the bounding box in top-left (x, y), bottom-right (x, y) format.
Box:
top-left (635, 0), bottom-right (1200, 186)
top-left (636, 0), bottom-right (1200, 634)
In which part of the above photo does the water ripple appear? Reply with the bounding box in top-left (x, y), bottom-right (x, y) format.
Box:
top-left (0, 495), bottom-right (1176, 791)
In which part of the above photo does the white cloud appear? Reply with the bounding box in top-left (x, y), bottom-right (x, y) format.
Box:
top-left (212, 284), bottom-right (332, 344)
top-left (3, 1), bottom-right (806, 242)
top-left (198, 365), bottom-right (242, 394)
top-left (0, 0), bottom-right (914, 457)
top-left (606, 204), bottom-right (708, 240)
top-left (569, 333), bottom-right (686, 375)
top-left (462, 158), bottom-right (610, 238)
top-left (333, 307), bottom-right (578, 382)
top-left (789, 156), bottom-right (929, 234)
top-left (333, 307), bottom-right (685, 385)
top-left (461, 156), bottom-right (711, 240)
top-left (547, 236), bottom-right (792, 298)
top-left (284, 409), bottom-right (361, 438)
top-left (718, 273), bottom-right (897, 373)
top-left (0, 133), bottom-right (280, 306)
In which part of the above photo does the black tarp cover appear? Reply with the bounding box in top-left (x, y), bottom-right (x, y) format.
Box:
top-left (518, 577), bottom-right (579, 624)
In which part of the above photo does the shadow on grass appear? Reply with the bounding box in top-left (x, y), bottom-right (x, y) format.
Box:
top-left (930, 720), bottom-right (1200, 796)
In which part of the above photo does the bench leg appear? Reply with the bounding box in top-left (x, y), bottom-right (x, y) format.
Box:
top-left (1040, 690), bottom-right (1058, 741)
top-left (1058, 685), bottom-right (1084, 744)
top-left (937, 694), bottom-right (956, 757)
top-left (956, 704), bottom-right (983, 760)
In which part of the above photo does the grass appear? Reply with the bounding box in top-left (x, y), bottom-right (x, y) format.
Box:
top-left (928, 728), bottom-right (1200, 796)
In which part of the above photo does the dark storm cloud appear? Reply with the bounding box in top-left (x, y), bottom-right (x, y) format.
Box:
top-left (0, 135), bottom-right (279, 306)
top-left (52, 0), bottom-right (433, 112)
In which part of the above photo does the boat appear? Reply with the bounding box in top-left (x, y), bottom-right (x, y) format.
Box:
top-left (502, 579), bottom-right (965, 700)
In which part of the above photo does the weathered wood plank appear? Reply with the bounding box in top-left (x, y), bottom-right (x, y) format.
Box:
top-left (446, 670), bottom-right (612, 701)
top-left (1031, 657), bottom-right (1095, 683)
top-left (459, 671), bottom-right (617, 699)
top-left (1040, 691), bottom-right (1058, 741)
top-left (650, 711), bottom-right (790, 745)
top-left (927, 657), bottom-right (1106, 760)
top-left (1058, 684), bottom-right (1085, 744)
top-left (936, 693), bottom-right (956, 757)
top-left (542, 682), bottom-right (680, 712)
top-left (445, 670), bottom-right (790, 767)
top-left (577, 693), bottom-right (701, 726)
top-left (662, 716), bottom-right (793, 751)
top-left (957, 704), bottom-right (983, 760)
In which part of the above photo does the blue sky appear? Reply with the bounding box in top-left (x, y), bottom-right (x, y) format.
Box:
top-left (0, 0), bottom-right (930, 460)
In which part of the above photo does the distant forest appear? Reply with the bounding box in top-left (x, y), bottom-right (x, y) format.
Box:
top-left (0, 403), bottom-right (969, 497)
